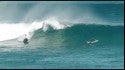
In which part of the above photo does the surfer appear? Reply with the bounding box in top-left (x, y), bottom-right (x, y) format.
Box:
top-left (23, 38), bottom-right (28, 44)
top-left (23, 34), bottom-right (29, 45)
top-left (86, 38), bottom-right (99, 46)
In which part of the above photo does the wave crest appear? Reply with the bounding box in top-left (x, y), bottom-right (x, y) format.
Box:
top-left (25, 18), bottom-right (70, 39)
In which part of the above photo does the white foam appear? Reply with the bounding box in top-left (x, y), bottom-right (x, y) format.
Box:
top-left (0, 23), bottom-right (29, 41)
top-left (0, 19), bottom-right (70, 42)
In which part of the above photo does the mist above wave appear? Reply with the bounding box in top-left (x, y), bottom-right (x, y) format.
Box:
top-left (0, 1), bottom-right (123, 25)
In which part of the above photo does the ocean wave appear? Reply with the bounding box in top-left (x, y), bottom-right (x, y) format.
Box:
top-left (0, 22), bottom-right (123, 51)
top-left (0, 18), bottom-right (124, 42)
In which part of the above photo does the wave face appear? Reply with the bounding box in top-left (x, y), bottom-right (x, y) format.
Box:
top-left (30, 24), bottom-right (124, 47)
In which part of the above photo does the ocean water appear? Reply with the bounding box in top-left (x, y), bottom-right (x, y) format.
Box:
top-left (0, 1), bottom-right (124, 69)
top-left (0, 24), bottom-right (124, 69)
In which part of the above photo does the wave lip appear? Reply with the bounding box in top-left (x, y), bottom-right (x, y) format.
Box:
top-left (30, 18), bottom-right (70, 32)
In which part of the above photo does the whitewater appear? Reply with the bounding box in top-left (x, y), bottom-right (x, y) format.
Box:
top-left (0, 18), bottom-right (70, 42)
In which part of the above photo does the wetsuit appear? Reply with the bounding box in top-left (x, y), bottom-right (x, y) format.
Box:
top-left (23, 38), bottom-right (28, 44)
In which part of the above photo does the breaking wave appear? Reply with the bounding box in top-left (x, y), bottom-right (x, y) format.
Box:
top-left (0, 18), bottom-right (71, 41)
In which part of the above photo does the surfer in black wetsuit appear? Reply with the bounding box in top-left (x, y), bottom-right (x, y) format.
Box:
top-left (23, 34), bottom-right (29, 45)
top-left (23, 38), bottom-right (28, 45)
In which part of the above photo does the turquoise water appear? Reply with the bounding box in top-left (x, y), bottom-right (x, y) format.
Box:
top-left (0, 24), bottom-right (124, 69)
top-left (0, 1), bottom-right (124, 69)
